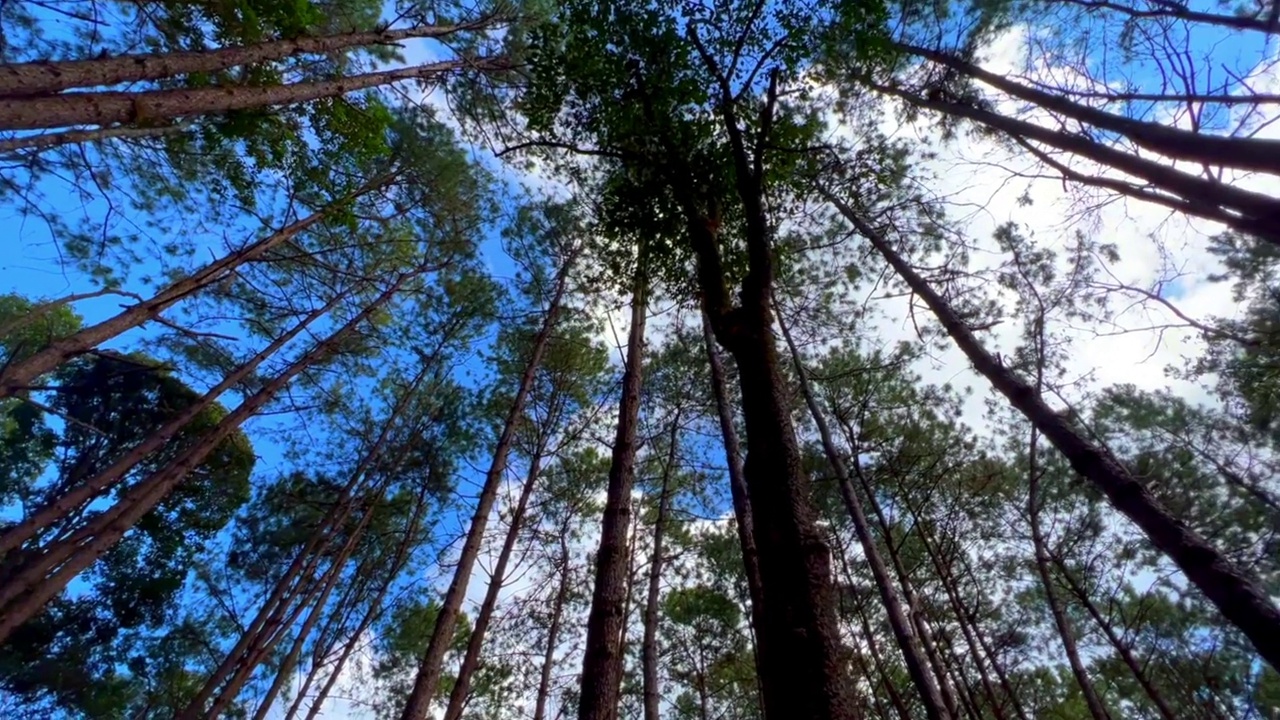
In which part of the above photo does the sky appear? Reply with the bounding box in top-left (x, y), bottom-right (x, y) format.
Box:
top-left (3, 1), bottom-right (1277, 718)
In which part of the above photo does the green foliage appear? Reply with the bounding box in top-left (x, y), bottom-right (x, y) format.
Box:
top-left (0, 353), bottom-right (254, 719)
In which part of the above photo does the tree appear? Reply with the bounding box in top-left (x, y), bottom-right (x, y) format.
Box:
top-left (0, 351), bottom-right (254, 718)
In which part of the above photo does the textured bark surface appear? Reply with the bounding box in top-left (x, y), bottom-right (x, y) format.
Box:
top-left (0, 57), bottom-right (507, 131)
top-left (0, 24), bottom-right (480, 96)
top-left (578, 276), bottom-right (647, 720)
top-left (700, 310), bottom-right (767, 711)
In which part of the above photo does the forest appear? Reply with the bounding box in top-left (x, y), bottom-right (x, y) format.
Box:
top-left (1, 0), bottom-right (1278, 718)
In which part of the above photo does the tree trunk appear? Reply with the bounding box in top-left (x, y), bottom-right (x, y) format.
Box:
top-left (200, 516), bottom-right (371, 720)
top-left (777, 301), bottom-right (951, 720)
top-left (699, 308), bottom-right (767, 711)
top-left (0, 118), bottom-right (194, 152)
top-left (864, 83), bottom-right (1280, 246)
top-left (1050, 552), bottom-right (1179, 720)
top-left (0, 176), bottom-right (388, 401)
top-left (896, 41), bottom-right (1280, 175)
top-left (904, 508), bottom-right (1022, 720)
top-left (1027, 430), bottom-right (1112, 720)
top-left (0, 57), bottom-right (508, 132)
top-left (824, 188), bottom-right (1280, 670)
top-left (915, 519), bottom-right (1031, 720)
top-left (443, 446), bottom-right (548, 720)
top-left (1, 23), bottom-right (483, 96)
top-left (247, 552), bottom-right (366, 720)
top-left (641, 415), bottom-right (680, 720)
top-left (0, 293), bottom-right (345, 559)
top-left (0, 271), bottom-right (414, 643)
top-left (578, 273), bottom-right (647, 720)
top-left (534, 535), bottom-right (573, 720)
top-left (398, 263), bottom-right (570, 720)
top-left (301, 477), bottom-right (436, 720)
top-left (840, 543), bottom-right (912, 720)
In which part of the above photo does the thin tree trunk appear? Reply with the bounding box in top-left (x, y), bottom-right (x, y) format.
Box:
top-left (776, 301), bottom-right (951, 720)
top-left (0, 121), bottom-right (193, 152)
top-left (1027, 429), bottom-right (1111, 720)
top-left (0, 176), bottom-right (389, 401)
top-left (201, 513), bottom-right (373, 720)
top-left (0, 23), bottom-right (485, 96)
top-left (398, 262), bottom-right (570, 720)
top-left (823, 188), bottom-right (1280, 670)
top-left (534, 535), bottom-right (573, 720)
top-left (840, 445), bottom-right (964, 720)
top-left (902, 504), bottom-right (1021, 720)
top-left (248, 552), bottom-right (369, 720)
top-left (279, 561), bottom-right (371, 720)
top-left (841, 545), bottom-right (912, 720)
top-left (578, 272), bottom-right (647, 720)
top-left (641, 415), bottom-right (680, 720)
top-left (0, 271), bottom-right (414, 643)
top-left (0, 56), bottom-right (508, 132)
top-left (918, 521), bottom-right (1031, 720)
top-left (443, 445), bottom-right (549, 720)
top-left (301, 477), bottom-right (437, 720)
top-left (1050, 552), bottom-right (1179, 720)
top-left (699, 308), bottom-right (766, 711)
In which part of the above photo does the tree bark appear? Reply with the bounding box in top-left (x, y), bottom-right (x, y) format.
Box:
top-left (301, 477), bottom-right (437, 720)
top-left (0, 23), bottom-right (485, 97)
top-left (864, 82), bottom-right (1280, 246)
top-left (896, 42), bottom-right (1280, 175)
top-left (0, 57), bottom-right (508, 132)
top-left (398, 262), bottom-right (570, 720)
top-left (0, 291), bottom-right (346, 557)
top-left (577, 273), bottom-right (647, 720)
top-left (823, 188), bottom-right (1280, 671)
top-left (777, 300), bottom-right (951, 720)
top-left (641, 414), bottom-right (680, 720)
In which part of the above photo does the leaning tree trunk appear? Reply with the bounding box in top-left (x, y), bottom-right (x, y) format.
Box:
top-left (0, 57), bottom-right (508, 133)
top-left (777, 300), bottom-right (951, 720)
top-left (534, 533), bottom-right (574, 720)
top-left (300, 475), bottom-right (437, 720)
top-left (823, 187), bottom-right (1280, 671)
top-left (578, 272), bottom-right (648, 720)
top-left (895, 42), bottom-right (1280, 175)
top-left (863, 82), bottom-right (1280, 246)
top-left (398, 263), bottom-right (570, 720)
top-left (1027, 431), bottom-right (1111, 720)
top-left (1050, 551), bottom-right (1179, 720)
top-left (0, 23), bottom-right (484, 96)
